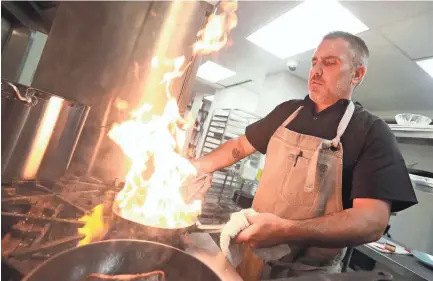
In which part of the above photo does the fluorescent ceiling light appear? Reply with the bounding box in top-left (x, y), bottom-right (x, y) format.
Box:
top-left (246, 0), bottom-right (369, 58)
top-left (416, 57), bottom-right (433, 78)
top-left (196, 61), bottom-right (236, 83)
top-left (204, 95), bottom-right (214, 101)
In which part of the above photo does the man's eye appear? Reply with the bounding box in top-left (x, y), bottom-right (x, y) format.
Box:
top-left (324, 60), bottom-right (337, 66)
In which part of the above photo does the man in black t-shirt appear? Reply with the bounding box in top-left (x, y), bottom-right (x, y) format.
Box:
top-left (191, 31), bottom-right (417, 274)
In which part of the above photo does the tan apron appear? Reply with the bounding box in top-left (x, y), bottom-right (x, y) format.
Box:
top-left (237, 102), bottom-right (355, 280)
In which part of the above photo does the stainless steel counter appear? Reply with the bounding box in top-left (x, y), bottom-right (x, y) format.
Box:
top-left (184, 233), bottom-right (243, 281)
top-left (356, 244), bottom-right (433, 281)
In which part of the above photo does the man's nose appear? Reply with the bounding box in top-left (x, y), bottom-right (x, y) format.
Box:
top-left (311, 63), bottom-right (323, 77)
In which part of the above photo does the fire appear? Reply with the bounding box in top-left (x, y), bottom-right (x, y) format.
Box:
top-left (108, 56), bottom-right (201, 228)
top-left (193, 1), bottom-right (238, 54)
top-left (78, 1), bottom-right (238, 243)
top-left (78, 205), bottom-right (107, 246)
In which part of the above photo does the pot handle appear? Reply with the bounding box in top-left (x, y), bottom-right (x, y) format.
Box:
top-left (4, 82), bottom-right (37, 106)
top-left (193, 223), bottom-right (225, 233)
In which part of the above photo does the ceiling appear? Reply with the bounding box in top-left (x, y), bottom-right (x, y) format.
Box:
top-left (195, 1), bottom-right (433, 112)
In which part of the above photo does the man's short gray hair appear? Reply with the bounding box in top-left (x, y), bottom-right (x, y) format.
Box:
top-left (322, 31), bottom-right (369, 68)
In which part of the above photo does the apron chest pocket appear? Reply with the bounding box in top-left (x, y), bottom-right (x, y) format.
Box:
top-left (279, 152), bottom-right (319, 207)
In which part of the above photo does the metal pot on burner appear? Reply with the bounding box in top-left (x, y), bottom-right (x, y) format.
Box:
top-left (1, 79), bottom-right (90, 182)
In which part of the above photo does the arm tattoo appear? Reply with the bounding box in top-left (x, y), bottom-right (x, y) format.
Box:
top-left (232, 148), bottom-right (241, 159)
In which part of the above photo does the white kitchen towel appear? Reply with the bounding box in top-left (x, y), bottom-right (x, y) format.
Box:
top-left (220, 209), bottom-right (291, 267)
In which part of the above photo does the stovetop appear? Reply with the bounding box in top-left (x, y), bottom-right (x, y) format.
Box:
top-left (1, 176), bottom-right (121, 281)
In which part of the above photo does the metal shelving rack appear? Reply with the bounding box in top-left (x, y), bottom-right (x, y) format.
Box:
top-left (187, 99), bottom-right (211, 157)
top-left (198, 108), bottom-right (261, 224)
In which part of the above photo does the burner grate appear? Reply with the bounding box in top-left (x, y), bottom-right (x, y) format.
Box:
top-left (1, 177), bottom-right (118, 278)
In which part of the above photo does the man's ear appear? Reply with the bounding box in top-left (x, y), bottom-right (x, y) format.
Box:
top-left (353, 65), bottom-right (367, 87)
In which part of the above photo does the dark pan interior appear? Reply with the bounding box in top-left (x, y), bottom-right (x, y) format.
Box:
top-left (23, 240), bottom-right (221, 281)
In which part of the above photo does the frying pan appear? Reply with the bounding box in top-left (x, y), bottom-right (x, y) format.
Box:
top-left (111, 205), bottom-right (224, 243)
top-left (22, 239), bottom-right (222, 281)
top-left (109, 173), bottom-right (223, 243)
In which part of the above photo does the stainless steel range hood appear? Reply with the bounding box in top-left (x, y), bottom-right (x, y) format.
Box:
top-left (31, 1), bottom-right (213, 182)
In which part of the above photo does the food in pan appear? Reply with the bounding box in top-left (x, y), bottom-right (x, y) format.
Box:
top-left (83, 271), bottom-right (165, 281)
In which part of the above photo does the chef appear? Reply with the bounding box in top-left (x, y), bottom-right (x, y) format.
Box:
top-left (191, 31), bottom-right (417, 279)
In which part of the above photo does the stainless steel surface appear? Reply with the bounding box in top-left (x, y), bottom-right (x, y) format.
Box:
top-left (1, 17), bottom-right (11, 50)
top-left (184, 233), bottom-right (243, 281)
top-left (1, 27), bottom-right (31, 81)
top-left (262, 271), bottom-right (393, 281)
top-left (1, 80), bottom-right (90, 182)
top-left (31, 1), bottom-right (213, 182)
top-left (356, 244), bottom-right (433, 281)
top-left (389, 187), bottom-right (433, 255)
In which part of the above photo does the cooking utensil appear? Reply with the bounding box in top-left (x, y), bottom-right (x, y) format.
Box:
top-left (411, 250), bottom-right (433, 268)
top-left (22, 239), bottom-right (222, 281)
top-left (1, 79), bottom-right (90, 182)
top-left (112, 205), bottom-right (224, 242)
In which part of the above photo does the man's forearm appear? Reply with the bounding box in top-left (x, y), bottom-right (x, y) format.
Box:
top-left (280, 208), bottom-right (387, 248)
top-left (196, 137), bottom-right (250, 173)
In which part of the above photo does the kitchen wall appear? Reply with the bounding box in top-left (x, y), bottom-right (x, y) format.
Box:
top-left (254, 71), bottom-right (307, 117)
top-left (211, 83), bottom-right (260, 113)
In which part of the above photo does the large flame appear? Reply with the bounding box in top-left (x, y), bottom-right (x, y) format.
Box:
top-left (78, 0), bottom-right (238, 244)
top-left (193, 1), bottom-right (238, 54)
top-left (108, 55), bottom-right (201, 228)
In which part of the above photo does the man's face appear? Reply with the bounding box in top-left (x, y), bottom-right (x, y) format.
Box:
top-left (308, 38), bottom-right (357, 105)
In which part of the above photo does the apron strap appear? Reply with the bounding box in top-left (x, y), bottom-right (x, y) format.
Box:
top-left (282, 106), bottom-right (304, 127)
top-left (305, 101), bottom-right (355, 193)
top-left (330, 101), bottom-right (355, 148)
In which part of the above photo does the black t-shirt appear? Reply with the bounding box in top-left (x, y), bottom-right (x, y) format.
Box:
top-left (245, 95), bottom-right (418, 212)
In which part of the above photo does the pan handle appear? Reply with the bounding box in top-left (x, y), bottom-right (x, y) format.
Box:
top-left (192, 223), bottom-right (225, 233)
top-left (3, 81), bottom-right (37, 106)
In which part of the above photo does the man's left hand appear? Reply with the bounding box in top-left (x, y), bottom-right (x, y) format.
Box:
top-left (235, 213), bottom-right (289, 248)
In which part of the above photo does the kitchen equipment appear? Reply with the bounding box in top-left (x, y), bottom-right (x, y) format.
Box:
top-left (112, 205), bottom-right (224, 245)
top-left (1, 79), bottom-right (90, 182)
top-left (22, 239), bottom-right (222, 281)
top-left (262, 271), bottom-right (393, 281)
top-left (395, 113), bottom-right (432, 126)
top-left (411, 250), bottom-right (433, 268)
top-left (232, 190), bottom-right (254, 208)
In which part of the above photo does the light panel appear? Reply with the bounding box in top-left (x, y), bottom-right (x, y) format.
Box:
top-left (416, 57), bottom-right (433, 78)
top-left (246, 0), bottom-right (369, 58)
top-left (196, 61), bottom-right (236, 83)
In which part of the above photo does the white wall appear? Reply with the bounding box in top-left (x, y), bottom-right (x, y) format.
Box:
top-left (211, 83), bottom-right (259, 114)
top-left (254, 72), bottom-right (307, 117)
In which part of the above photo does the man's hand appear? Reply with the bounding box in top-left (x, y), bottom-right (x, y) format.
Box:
top-left (181, 173), bottom-right (213, 203)
top-left (235, 213), bottom-right (289, 248)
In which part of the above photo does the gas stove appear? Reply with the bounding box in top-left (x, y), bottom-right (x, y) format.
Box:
top-left (1, 176), bottom-right (121, 281)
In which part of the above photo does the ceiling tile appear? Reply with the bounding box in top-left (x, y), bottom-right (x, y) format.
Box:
top-left (379, 10), bottom-right (433, 60)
